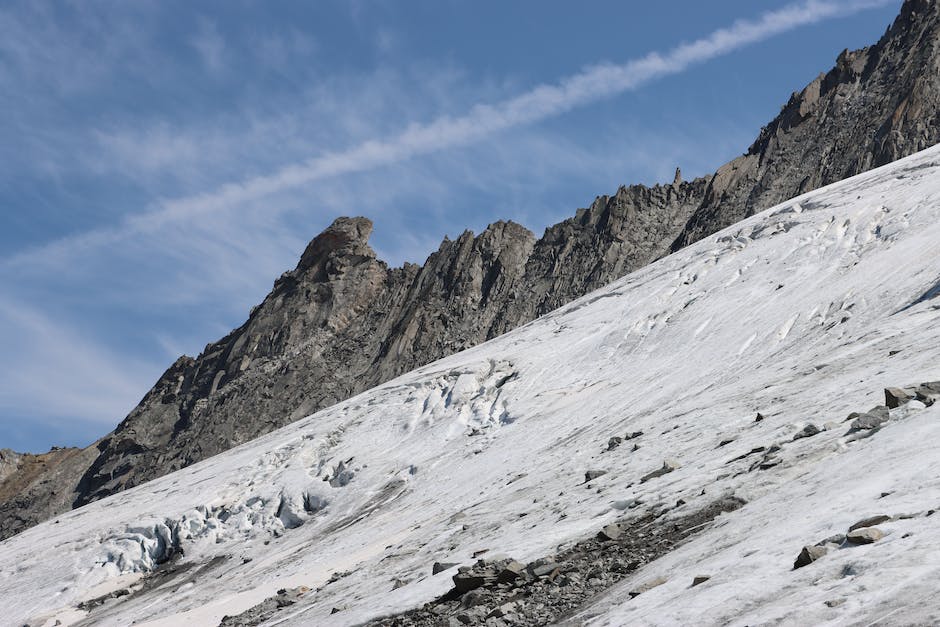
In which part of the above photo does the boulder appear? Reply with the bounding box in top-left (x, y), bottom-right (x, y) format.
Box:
top-left (816, 533), bottom-right (846, 547)
top-left (433, 561), bottom-right (459, 575)
top-left (453, 571), bottom-right (489, 593)
top-left (607, 436), bottom-right (623, 451)
top-left (641, 459), bottom-right (679, 483)
top-left (846, 527), bottom-right (884, 544)
top-left (848, 515), bottom-right (891, 532)
top-left (598, 523), bottom-right (623, 541)
top-left (868, 405), bottom-right (890, 420)
top-left (497, 560), bottom-right (526, 583)
top-left (885, 387), bottom-right (915, 408)
top-left (792, 424), bottom-right (821, 441)
top-left (585, 469), bottom-right (608, 483)
top-left (794, 544), bottom-right (828, 569)
top-left (529, 562), bottom-right (560, 578)
top-left (915, 382), bottom-right (940, 406)
top-left (851, 413), bottom-right (887, 431)
top-left (691, 575), bottom-right (711, 587)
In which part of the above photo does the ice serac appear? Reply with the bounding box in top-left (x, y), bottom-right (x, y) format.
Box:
top-left (2, 0), bottom-right (940, 539)
top-left (671, 0), bottom-right (940, 249)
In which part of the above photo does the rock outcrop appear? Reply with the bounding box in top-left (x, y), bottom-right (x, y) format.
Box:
top-left (2, 0), bottom-right (940, 540)
top-left (671, 0), bottom-right (940, 248)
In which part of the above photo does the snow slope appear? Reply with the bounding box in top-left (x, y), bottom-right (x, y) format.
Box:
top-left (3, 145), bottom-right (940, 627)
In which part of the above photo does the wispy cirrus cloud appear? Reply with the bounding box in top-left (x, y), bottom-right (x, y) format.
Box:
top-left (0, 0), bottom-right (894, 272)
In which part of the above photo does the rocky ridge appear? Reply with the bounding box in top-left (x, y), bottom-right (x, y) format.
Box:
top-left (1, 0), bottom-right (940, 540)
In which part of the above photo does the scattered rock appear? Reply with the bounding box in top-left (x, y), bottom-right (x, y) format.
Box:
top-left (453, 557), bottom-right (522, 593)
top-left (641, 460), bottom-right (679, 483)
top-left (691, 575), bottom-right (710, 587)
top-left (792, 424), bottom-right (821, 441)
top-left (794, 544), bottom-right (829, 569)
top-left (915, 382), bottom-right (940, 406)
top-left (848, 515), bottom-right (891, 531)
top-left (219, 586), bottom-right (311, 625)
top-left (459, 590), bottom-right (487, 609)
top-left (885, 387), bottom-right (915, 408)
top-left (453, 572), bottom-right (490, 594)
top-left (846, 527), bottom-right (884, 545)
top-left (850, 412), bottom-right (887, 431)
top-left (433, 562), bottom-right (459, 575)
top-left (727, 446), bottom-right (766, 463)
top-left (363, 497), bottom-right (745, 626)
top-left (816, 533), bottom-right (846, 547)
top-left (629, 575), bottom-right (667, 598)
top-left (487, 601), bottom-right (518, 619)
top-left (497, 561), bottom-right (526, 583)
top-left (759, 458), bottom-right (781, 470)
top-left (527, 560), bottom-right (560, 578)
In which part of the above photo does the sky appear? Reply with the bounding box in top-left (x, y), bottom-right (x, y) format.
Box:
top-left (0, 0), bottom-right (903, 453)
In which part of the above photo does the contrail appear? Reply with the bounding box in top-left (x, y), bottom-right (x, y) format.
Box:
top-left (1, 0), bottom-right (897, 270)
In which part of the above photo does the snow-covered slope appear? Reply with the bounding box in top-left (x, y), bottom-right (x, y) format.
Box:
top-left (4, 145), bottom-right (940, 627)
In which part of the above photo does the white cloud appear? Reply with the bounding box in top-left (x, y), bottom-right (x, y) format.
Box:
top-left (191, 19), bottom-right (227, 74)
top-left (0, 298), bottom-right (161, 426)
top-left (0, 0), bottom-right (894, 273)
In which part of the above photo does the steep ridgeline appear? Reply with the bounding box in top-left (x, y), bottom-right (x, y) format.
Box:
top-left (672, 0), bottom-right (940, 248)
top-left (1, 0), bottom-right (939, 540)
top-left (72, 179), bottom-right (708, 507)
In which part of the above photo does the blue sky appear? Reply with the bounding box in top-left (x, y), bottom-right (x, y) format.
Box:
top-left (0, 0), bottom-right (902, 453)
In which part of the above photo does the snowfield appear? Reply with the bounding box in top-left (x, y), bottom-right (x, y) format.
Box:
top-left (3, 145), bottom-right (940, 627)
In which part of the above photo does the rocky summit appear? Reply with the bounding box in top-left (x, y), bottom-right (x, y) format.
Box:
top-left (2, 0), bottom-right (940, 542)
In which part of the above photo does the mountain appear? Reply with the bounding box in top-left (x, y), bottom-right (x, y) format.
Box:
top-left (2, 140), bottom-right (939, 626)
top-left (2, 0), bottom-right (939, 541)
top-left (672, 0), bottom-right (940, 248)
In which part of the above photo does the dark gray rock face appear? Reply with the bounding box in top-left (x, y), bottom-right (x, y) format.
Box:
top-left (0, 446), bottom-right (97, 539)
top-left (672, 0), bottom-right (940, 249)
top-left (2, 0), bottom-right (939, 540)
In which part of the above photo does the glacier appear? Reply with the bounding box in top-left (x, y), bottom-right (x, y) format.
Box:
top-left (2, 144), bottom-right (940, 626)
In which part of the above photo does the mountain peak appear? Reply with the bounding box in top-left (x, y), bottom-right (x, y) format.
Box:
top-left (296, 216), bottom-right (375, 272)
